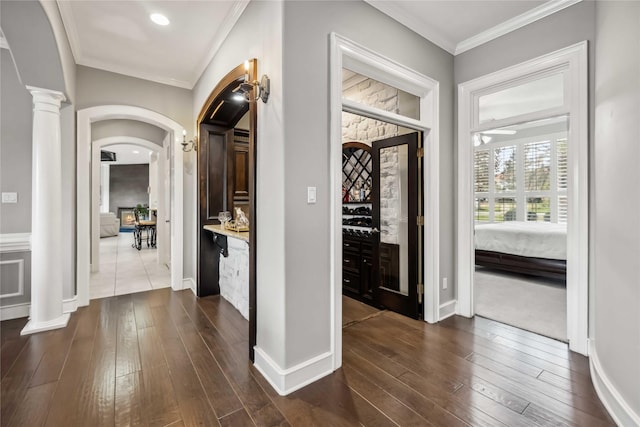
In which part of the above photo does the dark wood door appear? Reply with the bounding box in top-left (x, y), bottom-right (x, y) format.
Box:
top-left (371, 132), bottom-right (421, 319)
top-left (198, 124), bottom-right (233, 297)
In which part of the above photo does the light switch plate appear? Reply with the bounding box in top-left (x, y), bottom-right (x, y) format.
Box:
top-left (1, 192), bottom-right (18, 204)
top-left (307, 187), bottom-right (317, 204)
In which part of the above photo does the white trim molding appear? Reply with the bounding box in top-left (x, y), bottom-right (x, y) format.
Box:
top-left (330, 33), bottom-right (440, 373)
top-left (0, 296), bottom-right (79, 322)
top-left (254, 347), bottom-right (333, 396)
top-left (439, 300), bottom-right (457, 321)
top-left (454, 0), bottom-right (582, 55)
top-left (0, 233), bottom-right (31, 252)
top-left (456, 42), bottom-right (589, 355)
top-left (0, 259), bottom-right (25, 299)
top-left (77, 105), bottom-right (185, 308)
top-left (365, 0), bottom-right (581, 56)
top-left (589, 340), bottom-right (640, 427)
top-left (184, 278), bottom-right (196, 295)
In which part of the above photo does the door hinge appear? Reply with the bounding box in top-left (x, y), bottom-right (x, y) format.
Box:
top-left (417, 215), bottom-right (424, 226)
top-left (417, 147), bottom-right (424, 158)
top-left (417, 283), bottom-right (424, 304)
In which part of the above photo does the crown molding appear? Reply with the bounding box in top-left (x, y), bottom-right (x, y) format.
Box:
top-left (192, 0), bottom-right (250, 87)
top-left (455, 0), bottom-right (582, 55)
top-left (56, 1), bottom-right (80, 62)
top-left (56, 0), bottom-right (249, 90)
top-left (77, 56), bottom-right (193, 89)
top-left (364, 0), bottom-right (456, 54)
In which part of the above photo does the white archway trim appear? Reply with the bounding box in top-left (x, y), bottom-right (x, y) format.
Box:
top-left (91, 136), bottom-right (167, 274)
top-left (457, 42), bottom-right (588, 354)
top-left (329, 33), bottom-right (440, 370)
top-left (77, 105), bottom-right (185, 307)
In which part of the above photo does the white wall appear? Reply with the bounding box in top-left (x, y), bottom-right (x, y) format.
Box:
top-left (593, 1), bottom-right (640, 422)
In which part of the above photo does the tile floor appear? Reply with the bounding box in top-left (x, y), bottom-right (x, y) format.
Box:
top-left (90, 231), bottom-right (171, 299)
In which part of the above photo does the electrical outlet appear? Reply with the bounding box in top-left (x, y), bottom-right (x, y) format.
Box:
top-left (442, 277), bottom-right (448, 290)
top-left (1, 192), bottom-right (18, 204)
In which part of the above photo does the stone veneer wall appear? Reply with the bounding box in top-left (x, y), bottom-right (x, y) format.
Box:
top-left (342, 76), bottom-right (402, 243)
top-left (341, 78), bottom-right (399, 146)
top-left (219, 237), bottom-right (249, 320)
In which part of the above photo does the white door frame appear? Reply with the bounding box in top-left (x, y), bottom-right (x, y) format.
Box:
top-left (91, 136), bottom-right (168, 272)
top-left (456, 42), bottom-right (588, 355)
top-left (329, 33), bottom-right (440, 370)
top-left (77, 105), bottom-right (185, 307)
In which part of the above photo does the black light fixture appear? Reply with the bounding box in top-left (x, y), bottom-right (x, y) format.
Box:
top-left (181, 130), bottom-right (197, 152)
top-left (233, 60), bottom-right (270, 103)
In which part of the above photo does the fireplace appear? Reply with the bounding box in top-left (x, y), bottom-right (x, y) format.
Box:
top-left (117, 207), bottom-right (136, 229)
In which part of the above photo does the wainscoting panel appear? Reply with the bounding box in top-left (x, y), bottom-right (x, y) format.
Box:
top-left (0, 234), bottom-right (32, 319)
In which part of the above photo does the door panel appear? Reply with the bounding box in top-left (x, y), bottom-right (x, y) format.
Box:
top-left (372, 133), bottom-right (420, 318)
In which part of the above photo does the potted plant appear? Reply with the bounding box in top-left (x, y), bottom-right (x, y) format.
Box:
top-left (134, 204), bottom-right (149, 221)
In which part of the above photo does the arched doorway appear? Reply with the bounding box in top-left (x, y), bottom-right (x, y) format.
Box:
top-left (76, 105), bottom-right (185, 307)
top-left (196, 60), bottom-right (257, 360)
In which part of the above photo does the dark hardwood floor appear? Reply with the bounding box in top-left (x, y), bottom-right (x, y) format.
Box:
top-left (1, 289), bottom-right (614, 426)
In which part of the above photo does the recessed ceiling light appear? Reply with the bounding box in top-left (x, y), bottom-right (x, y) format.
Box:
top-left (150, 13), bottom-right (170, 26)
top-left (132, 150), bottom-right (140, 154)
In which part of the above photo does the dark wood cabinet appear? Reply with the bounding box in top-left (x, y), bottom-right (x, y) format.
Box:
top-left (342, 231), bottom-right (376, 304)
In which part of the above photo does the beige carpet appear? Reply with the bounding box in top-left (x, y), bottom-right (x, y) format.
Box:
top-left (474, 267), bottom-right (567, 341)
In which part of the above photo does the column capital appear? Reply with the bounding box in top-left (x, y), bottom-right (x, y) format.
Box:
top-left (26, 85), bottom-right (66, 108)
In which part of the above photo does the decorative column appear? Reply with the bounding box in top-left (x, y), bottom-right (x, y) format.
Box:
top-left (21, 86), bottom-right (69, 335)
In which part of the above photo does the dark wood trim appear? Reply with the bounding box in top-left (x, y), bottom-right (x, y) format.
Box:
top-left (342, 141), bottom-right (370, 151)
top-left (196, 60), bottom-right (258, 361)
top-left (475, 250), bottom-right (567, 280)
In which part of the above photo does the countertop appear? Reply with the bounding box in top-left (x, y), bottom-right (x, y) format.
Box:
top-left (203, 224), bottom-right (249, 243)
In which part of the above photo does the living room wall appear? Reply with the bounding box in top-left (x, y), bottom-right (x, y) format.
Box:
top-left (109, 164), bottom-right (150, 220)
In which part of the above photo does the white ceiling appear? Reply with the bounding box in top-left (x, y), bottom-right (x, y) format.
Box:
top-left (53, 0), bottom-right (579, 89)
top-left (57, 0), bottom-right (249, 89)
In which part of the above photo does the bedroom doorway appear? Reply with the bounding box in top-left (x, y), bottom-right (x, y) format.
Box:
top-left (472, 116), bottom-right (569, 341)
top-left (457, 43), bottom-right (589, 354)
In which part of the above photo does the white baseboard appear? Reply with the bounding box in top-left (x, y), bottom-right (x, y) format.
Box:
top-left (183, 278), bottom-right (196, 295)
top-left (439, 299), bottom-right (457, 320)
top-left (0, 303), bottom-right (30, 321)
top-left (589, 340), bottom-right (640, 427)
top-left (0, 296), bottom-right (79, 321)
top-left (254, 347), bottom-right (333, 396)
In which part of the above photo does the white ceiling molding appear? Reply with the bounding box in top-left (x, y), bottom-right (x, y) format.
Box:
top-left (0, 29), bottom-right (9, 50)
top-left (454, 0), bottom-right (582, 55)
top-left (192, 0), bottom-right (250, 88)
top-left (55, 0), bottom-right (249, 90)
top-left (56, 2), bottom-right (80, 61)
top-left (364, 0), bottom-right (456, 54)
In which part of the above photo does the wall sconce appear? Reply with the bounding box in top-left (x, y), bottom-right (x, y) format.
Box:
top-left (233, 60), bottom-right (270, 103)
top-left (182, 130), bottom-right (197, 152)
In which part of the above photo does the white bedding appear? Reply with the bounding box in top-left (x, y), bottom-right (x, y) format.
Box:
top-left (475, 221), bottom-right (567, 260)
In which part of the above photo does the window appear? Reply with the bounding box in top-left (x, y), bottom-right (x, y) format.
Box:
top-left (473, 117), bottom-right (568, 223)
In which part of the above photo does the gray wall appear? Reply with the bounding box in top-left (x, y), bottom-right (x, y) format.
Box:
top-left (76, 65), bottom-right (195, 278)
top-left (282, 0), bottom-right (454, 366)
top-left (593, 0), bottom-right (640, 417)
top-left (454, 2), bottom-right (596, 84)
top-left (76, 65), bottom-right (193, 130)
top-left (92, 120), bottom-right (167, 146)
top-left (0, 49), bottom-right (33, 234)
top-left (109, 164), bottom-right (150, 216)
top-left (0, 252), bottom-right (31, 308)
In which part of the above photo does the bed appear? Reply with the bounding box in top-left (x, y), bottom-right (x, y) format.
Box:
top-left (475, 221), bottom-right (567, 280)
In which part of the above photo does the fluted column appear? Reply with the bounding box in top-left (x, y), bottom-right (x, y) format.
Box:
top-left (21, 86), bottom-right (69, 335)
